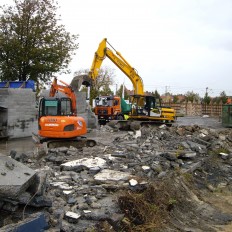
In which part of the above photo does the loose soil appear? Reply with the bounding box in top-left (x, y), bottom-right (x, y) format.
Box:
top-left (206, 190), bottom-right (232, 231)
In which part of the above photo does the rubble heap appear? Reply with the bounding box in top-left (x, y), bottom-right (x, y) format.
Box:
top-left (1, 123), bottom-right (232, 231)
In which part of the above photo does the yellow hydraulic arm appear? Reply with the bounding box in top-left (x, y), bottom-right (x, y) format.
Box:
top-left (89, 38), bottom-right (144, 95)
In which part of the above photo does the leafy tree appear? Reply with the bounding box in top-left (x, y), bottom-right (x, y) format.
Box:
top-left (151, 90), bottom-right (163, 105)
top-left (202, 92), bottom-right (211, 105)
top-left (152, 90), bottom-right (161, 99)
top-left (212, 91), bottom-right (228, 104)
top-left (185, 91), bottom-right (201, 103)
top-left (0, 0), bottom-right (78, 91)
top-left (74, 66), bottom-right (115, 105)
top-left (100, 85), bottom-right (113, 96)
top-left (212, 96), bottom-right (220, 104)
top-left (173, 95), bottom-right (179, 103)
top-left (116, 84), bottom-right (129, 99)
top-left (219, 91), bottom-right (228, 104)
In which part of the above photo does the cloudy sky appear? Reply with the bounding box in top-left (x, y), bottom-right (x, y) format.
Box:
top-left (2, 0), bottom-right (232, 97)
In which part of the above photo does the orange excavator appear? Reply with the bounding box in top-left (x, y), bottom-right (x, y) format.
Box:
top-left (37, 77), bottom-right (96, 148)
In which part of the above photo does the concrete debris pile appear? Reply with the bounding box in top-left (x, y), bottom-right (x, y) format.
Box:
top-left (1, 123), bottom-right (232, 231)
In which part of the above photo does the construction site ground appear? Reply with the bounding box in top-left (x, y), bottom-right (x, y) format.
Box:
top-left (0, 116), bottom-right (232, 231)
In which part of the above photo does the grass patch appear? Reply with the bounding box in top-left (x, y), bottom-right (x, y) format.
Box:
top-left (182, 172), bottom-right (194, 183)
top-left (209, 147), bottom-right (230, 156)
top-left (117, 181), bottom-right (179, 231)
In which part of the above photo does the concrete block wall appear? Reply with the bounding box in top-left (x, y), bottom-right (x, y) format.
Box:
top-left (76, 92), bottom-right (98, 129)
top-left (0, 89), bottom-right (10, 138)
top-left (0, 89), bottom-right (37, 139)
top-left (0, 108), bottom-right (7, 138)
top-left (0, 89), bottom-right (9, 108)
top-left (75, 92), bottom-right (87, 114)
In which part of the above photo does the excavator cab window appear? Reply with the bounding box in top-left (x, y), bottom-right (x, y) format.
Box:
top-left (130, 95), bottom-right (146, 115)
top-left (60, 98), bottom-right (72, 115)
top-left (129, 95), bottom-right (158, 116)
top-left (145, 96), bottom-right (156, 110)
top-left (44, 100), bottom-right (58, 116)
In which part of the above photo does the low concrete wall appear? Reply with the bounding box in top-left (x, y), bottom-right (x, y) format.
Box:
top-left (0, 88), bottom-right (37, 139)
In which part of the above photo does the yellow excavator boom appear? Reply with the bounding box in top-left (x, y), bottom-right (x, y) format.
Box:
top-left (89, 38), bottom-right (144, 95)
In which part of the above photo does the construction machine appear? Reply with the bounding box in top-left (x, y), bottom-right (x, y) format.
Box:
top-left (94, 95), bottom-right (131, 125)
top-left (37, 77), bottom-right (96, 148)
top-left (88, 38), bottom-right (176, 127)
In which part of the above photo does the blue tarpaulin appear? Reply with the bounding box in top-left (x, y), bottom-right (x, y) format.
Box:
top-left (0, 80), bottom-right (35, 91)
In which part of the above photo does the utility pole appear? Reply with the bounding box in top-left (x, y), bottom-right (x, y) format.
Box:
top-left (122, 82), bottom-right (125, 98)
top-left (165, 86), bottom-right (170, 96)
top-left (204, 87), bottom-right (208, 115)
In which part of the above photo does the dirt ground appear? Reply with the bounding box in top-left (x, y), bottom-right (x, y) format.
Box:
top-left (206, 190), bottom-right (232, 231)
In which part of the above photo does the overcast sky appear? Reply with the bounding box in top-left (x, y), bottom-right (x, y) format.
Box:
top-left (2, 0), bottom-right (232, 97)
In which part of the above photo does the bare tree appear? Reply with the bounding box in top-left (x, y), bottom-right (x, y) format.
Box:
top-left (185, 91), bottom-right (201, 103)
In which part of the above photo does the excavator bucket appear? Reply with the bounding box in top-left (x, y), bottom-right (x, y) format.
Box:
top-left (70, 75), bottom-right (93, 90)
top-left (107, 119), bottom-right (172, 131)
top-left (107, 120), bottom-right (142, 131)
top-left (108, 120), bottom-right (131, 130)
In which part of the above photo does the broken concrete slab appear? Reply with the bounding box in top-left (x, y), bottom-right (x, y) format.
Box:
top-left (61, 157), bottom-right (107, 172)
top-left (179, 152), bottom-right (197, 159)
top-left (129, 178), bottom-right (138, 186)
top-left (94, 169), bottom-right (131, 182)
top-left (0, 156), bottom-right (36, 198)
top-left (65, 211), bottom-right (81, 223)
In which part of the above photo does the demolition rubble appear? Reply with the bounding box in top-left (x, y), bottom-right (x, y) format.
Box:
top-left (1, 121), bottom-right (232, 231)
